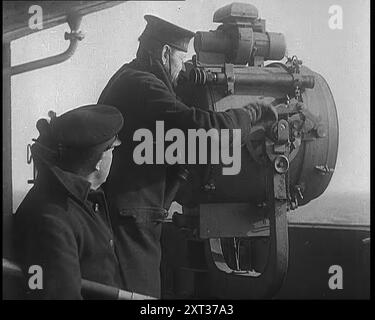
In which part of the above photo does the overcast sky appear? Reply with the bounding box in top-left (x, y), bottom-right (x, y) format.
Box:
top-left (10, 0), bottom-right (370, 220)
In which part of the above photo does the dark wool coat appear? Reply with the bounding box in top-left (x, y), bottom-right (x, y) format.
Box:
top-left (14, 161), bottom-right (125, 300)
top-left (98, 55), bottom-right (252, 297)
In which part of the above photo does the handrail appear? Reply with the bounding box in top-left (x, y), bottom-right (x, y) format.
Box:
top-left (3, 258), bottom-right (156, 300)
top-left (10, 14), bottom-right (84, 76)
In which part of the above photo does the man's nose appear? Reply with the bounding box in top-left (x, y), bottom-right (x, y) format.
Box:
top-left (181, 62), bottom-right (186, 73)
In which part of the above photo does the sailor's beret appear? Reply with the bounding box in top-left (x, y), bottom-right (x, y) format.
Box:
top-left (47, 104), bottom-right (123, 152)
top-left (139, 15), bottom-right (195, 53)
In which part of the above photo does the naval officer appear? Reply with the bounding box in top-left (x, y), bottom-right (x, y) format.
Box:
top-left (98, 15), bottom-right (277, 298)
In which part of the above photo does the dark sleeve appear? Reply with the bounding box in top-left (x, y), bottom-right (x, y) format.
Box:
top-left (141, 75), bottom-right (252, 140)
top-left (20, 208), bottom-right (82, 300)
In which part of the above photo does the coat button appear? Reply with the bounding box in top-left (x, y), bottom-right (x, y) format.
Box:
top-left (109, 239), bottom-right (114, 247)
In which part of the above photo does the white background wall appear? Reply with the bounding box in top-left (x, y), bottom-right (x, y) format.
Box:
top-left (10, 0), bottom-right (370, 223)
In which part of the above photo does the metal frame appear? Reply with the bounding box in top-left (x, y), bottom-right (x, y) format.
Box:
top-left (3, 41), bottom-right (13, 258)
top-left (200, 117), bottom-right (292, 299)
top-left (203, 173), bottom-right (289, 299)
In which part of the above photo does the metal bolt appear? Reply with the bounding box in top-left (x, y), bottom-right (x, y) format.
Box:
top-left (290, 201), bottom-right (298, 210)
top-left (296, 186), bottom-right (304, 199)
top-left (257, 202), bottom-right (267, 208)
top-left (274, 155), bottom-right (289, 174)
top-left (316, 124), bottom-right (327, 138)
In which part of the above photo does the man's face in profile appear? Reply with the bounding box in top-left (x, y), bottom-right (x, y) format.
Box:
top-left (169, 48), bottom-right (187, 87)
top-left (95, 138), bottom-right (121, 187)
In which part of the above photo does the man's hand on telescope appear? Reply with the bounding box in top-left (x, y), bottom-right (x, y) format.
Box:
top-left (242, 97), bottom-right (278, 127)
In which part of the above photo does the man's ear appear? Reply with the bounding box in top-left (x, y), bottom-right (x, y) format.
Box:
top-left (161, 44), bottom-right (171, 66)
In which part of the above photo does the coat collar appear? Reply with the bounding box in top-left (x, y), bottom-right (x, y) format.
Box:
top-left (129, 52), bottom-right (175, 95)
top-left (47, 165), bottom-right (92, 203)
top-left (31, 143), bottom-right (92, 204)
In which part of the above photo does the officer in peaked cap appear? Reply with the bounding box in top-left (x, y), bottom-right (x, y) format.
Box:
top-left (14, 104), bottom-right (128, 299)
top-left (98, 14), bottom-right (277, 298)
top-left (139, 15), bottom-right (195, 53)
top-left (136, 15), bottom-right (195, 88)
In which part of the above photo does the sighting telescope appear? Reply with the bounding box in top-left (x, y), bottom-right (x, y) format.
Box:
top-left (194, 2), bottom-right (286, 65)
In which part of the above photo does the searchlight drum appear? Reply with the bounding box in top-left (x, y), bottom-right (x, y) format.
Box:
top-left (173, 2), bottom-right (338, 298)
